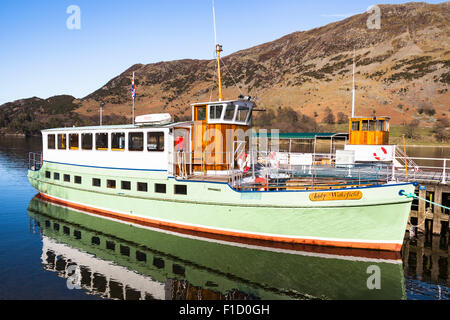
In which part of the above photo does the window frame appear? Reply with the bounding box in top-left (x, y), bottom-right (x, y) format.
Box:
top-left (95, 133), bottom-right (109, 151)
top-left (82, 133), bottom-right (93, 150)
top-left (147, 132), bottom-right (165, 152)
top-left (47, 134), bottom-right (56, 150)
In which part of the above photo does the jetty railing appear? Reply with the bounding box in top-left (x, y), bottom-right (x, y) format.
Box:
top-left (28, 152), bottom-right (42, 171)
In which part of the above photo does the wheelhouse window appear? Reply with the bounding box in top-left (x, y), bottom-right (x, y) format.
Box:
top-left (111, 133), bottom-right (125, 151)
top-left (224, 105), bottom-right (235, 121)
top-left (362, 120), bottom-right (370, 131)
top-left (69, 134), bottom-right (79, 150)
top-left (196, 107), bottom-right (207, 121)
top-left (57, 134), bottom-right (67, 150)
top-left (209, 105), bottom-right (223, 120)
top-left (352, 121), bottom-right (360, 131)
top-left (236, 106), bottom-right (249, 122)
top-left (147, 132), bottom-right (164, 152)
top-left (48, 134), bottom-right (56, 149)
top-left (82, 133), bottom-right (93, 150)
top-left (129, 132), bottom-right (144, 151)
top-left (96, 133), bottom-right (108, 150)
top-left (376, 120), bottom-right (386, 132)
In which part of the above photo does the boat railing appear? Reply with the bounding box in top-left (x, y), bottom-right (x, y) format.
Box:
top-left (28, 152), bottom-right (43, 171)
top-left (392, 156), bottom-right (449, 184)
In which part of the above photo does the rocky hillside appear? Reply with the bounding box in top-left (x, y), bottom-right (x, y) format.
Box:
top-left (1, 2), bottom-right (449, 135)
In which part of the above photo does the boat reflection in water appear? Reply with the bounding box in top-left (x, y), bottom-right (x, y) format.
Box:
top-left (28, 195), bottom-right (407, 300)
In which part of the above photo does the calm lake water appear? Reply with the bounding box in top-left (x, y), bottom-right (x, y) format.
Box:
top-left (0, 136), bottom-right (448, 300)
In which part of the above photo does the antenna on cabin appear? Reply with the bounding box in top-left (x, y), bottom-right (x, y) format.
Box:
top-left (352, 48), bottom-right (356, 118)
top-left (212, 0), bottom-right (223, 101)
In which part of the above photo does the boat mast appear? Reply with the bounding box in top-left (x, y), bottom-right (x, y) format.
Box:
top-left (212, 0), bottom-right (223, 101)
top-left (351, 48), bottom-right (356, 118)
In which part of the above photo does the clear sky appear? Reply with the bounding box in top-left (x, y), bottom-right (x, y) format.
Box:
top-left (0, 0), bottom-right (444, 104)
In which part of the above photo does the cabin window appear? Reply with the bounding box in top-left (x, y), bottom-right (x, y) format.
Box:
top-left (45, 171), bottom-right (51, 179)
top-left (69, 134), bottom-right (79, 150)
top-left (121, 181), bottom-right (131, 190)
top-left (129, 132), bottom-right (144, 151)
top-left (54, 223), bottom-right (60, 231)
top-left (57, 134), bottom-right (67, 150)
top-left (155, 183), bottom-right (166, 194)
top-left (209, 105), bottom-right (223, 120)
top-left (64, 174), bottom-right (70, 182)
top-left (137, 182), bottom-right (148, 192)
top-left (376, 120), bottom-right (386, 132)
top-left (369, 120), bottom-right (376, 131)
top-left (224, 105), bottom-right (235, 121)
top-left (147, 132), bottom-right (164, 152)
top-left (54, 172), bottom-right (60, 180)
top-left (174, 185), bottom-right (187, 195)
top-left (74, 176), bottom-right (82, 184)
top-left (48, 134), bottom-right (56, 149)
top-left (107, 180), bottom-right (116, 189)
top-left (92, 178), bottom-right (101, 187)
top-left (352, 121), bottom-right (360, 131)
top-left (82, 133), bottom-right (93, 150)
top-left (96, 133), bottom-right (109, 150)
top-left (196, 107), bottom-right (207, 121)
top-left (362, 120), bottom-right (370, 131)
top-left (236, 107), bottom-right (249, 122)
top-left (112, 133), bottom-right (125, 151)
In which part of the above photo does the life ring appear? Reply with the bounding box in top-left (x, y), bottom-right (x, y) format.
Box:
top-left (238, 153), bottom-right (250, 172)
top-left (373, 147), bottom-right (388, 161)
top-left (269, 152), bottom-right (280, 168)
top-left (255, 177), bottom-right (267, 191)
top-left (175, 136), bottom-right (185, 151)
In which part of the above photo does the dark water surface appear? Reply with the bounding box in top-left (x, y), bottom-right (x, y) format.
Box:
top-left (0, 136), bottom-right (448, 300)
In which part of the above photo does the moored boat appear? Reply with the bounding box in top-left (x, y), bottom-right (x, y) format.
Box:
top-left (27, 28), bottom-right (415, 252)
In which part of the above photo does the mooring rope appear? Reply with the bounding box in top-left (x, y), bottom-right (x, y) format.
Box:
top-left (399, 190), bottom-right (450, 211)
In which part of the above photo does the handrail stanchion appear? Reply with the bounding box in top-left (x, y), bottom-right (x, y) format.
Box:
top-left (443, 159), bottom-right (447, 184)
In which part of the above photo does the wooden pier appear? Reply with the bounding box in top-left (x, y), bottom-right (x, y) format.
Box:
top-left (409, 182), bottom-right (449, 235)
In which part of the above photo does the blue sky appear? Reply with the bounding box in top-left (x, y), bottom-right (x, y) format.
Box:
top-left (0, 0), bottom-right (445, 104)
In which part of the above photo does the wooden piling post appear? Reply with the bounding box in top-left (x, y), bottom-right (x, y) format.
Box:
top-left (432, 186), bottom-right (443, 235)
top-left (418, 188), bottom-right (426, 233)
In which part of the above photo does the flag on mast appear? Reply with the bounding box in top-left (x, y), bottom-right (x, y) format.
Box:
top-left (131, 72), bottom-right (136, 101)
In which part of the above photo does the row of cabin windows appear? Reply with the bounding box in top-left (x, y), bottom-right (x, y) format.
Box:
top-left (44, 171), bottom-right (187, 195)
top-left (47, 132), bottom-right (164, 152)
top-left (351, 120), bottom-right (388, 132)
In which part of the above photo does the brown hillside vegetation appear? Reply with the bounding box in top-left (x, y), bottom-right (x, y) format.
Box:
top-left (1, 2), bottom-right (449, 137)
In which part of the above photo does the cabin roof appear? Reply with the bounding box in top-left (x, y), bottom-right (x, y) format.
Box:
top-left (41, 122), bottom-right (185, 133)
top-left (253, 132), bottom-right (348, 140)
